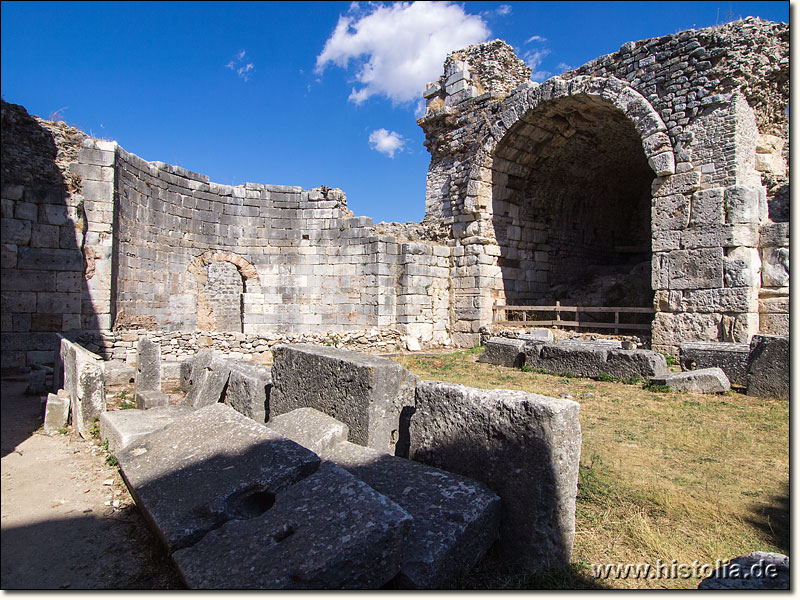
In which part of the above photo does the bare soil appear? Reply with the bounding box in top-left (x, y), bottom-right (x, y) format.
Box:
top-left (0, 376), bottom-right (182, 590)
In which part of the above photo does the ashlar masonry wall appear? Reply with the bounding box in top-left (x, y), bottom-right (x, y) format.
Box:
top-left (419, 18), bottom-right (789, 353)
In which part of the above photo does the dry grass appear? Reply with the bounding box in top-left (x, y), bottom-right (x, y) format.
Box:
top-left (396, 347), bottom-right (789, 590)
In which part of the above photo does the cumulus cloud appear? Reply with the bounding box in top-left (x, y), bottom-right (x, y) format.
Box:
top-left (369, 128), bottom-right (405, 157)
top-left (496, 4), bottom-right (512, 16)
top-left (226, 49), bottom-right (255, 81)
top-left (316, 1), bottom-right (490, 105)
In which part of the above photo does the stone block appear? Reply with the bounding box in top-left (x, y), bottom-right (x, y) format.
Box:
top-left (409, 381), bottom-right (581, 574)
top-left (761, 247), bottom-right (789, 287)
top-left (61, 339), bottom-right (107, 439)
top-left (649, 368), bottom-right (730, 393)
top-left (746, 335), bottom-right (789, 400)
top-left (328, 439), bottom-right (500, 589)
top-left (171, 462), bottom-right (411, 589)
top-left (679, 342), bottom-right (749, 387)
top-left (698, 552), bottom-right (789, 590)
top-left (651, 194), bottom-right (689, 231)
top-left (179, 356), bottom-right (194, 392)
top-left (135, 389), bottom-right (169, 410)
top-left (104, 360), bottom-right (136, 386)
top-left (115, 403), bottom-right (321, 552)
top-left (270, 344), bottom-right (417, 454)
top-left (43, 392), bottom-right (70, 434)
top-left (267, 407), bottom-right (349, 455)
top-left (724, 247), bottom-right (761, 288)
top-left (604, 350), bottom-right (668, 379)
top-left (519, 328), bottom-right (554, 344)
top-left (135, 336), bottom-right (161, 393)
top-left (162, 360), bottom-right (182, 380)
top-left (661, 248), bottom-right (723, 290)
top-left (99, 405), bottom-right (194, 453)
top-left (222, 361), bottom-right (272, 423)
top-left (26, 369), bottom-right (47, 395)
top-left (724, 185), bottom-right (760, 224)
top-left (690, 188), bottom-right (724, 226)
top-left (183, 349), bottom-right (232, 408)
top-left (1, 218), bottom-right (31, 245)
top-left (526, 342), bottom-right (609, 377)
top-left (477, 337), bottom-right (525, 368)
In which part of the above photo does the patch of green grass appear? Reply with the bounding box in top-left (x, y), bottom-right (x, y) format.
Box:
top-left (643, 382), bottom-right (672, 393)
top-left (58, 427), bottom-right (68, 435)
top-left (597, 373), bottom-right (619, 382)
top-left (622, 376), bottom-right (642, 385)
top-left (663, 353), bottom-right (677, 367)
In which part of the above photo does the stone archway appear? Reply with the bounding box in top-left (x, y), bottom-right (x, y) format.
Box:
top-left (458, 76), bottom-right (675, 335)
top-left (187, 251), bottom-right (261, 333)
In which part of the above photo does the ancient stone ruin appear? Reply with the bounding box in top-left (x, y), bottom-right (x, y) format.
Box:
top-left (1, 16), bottom-right (790, 590)
top-left (0, 18), bottom-right (789, 371)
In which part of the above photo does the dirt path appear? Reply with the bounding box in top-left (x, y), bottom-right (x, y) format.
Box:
top-left (1, 376), bottom-right (181, 590)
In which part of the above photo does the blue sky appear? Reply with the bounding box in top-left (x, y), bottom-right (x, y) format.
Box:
top-left (1, 1), bottom-right (789, 224)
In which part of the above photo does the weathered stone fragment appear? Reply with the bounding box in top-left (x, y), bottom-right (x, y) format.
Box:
top-left (171, 462), bottom-right (412, 589)
top-left (478, 337), bottom-right (525, 367)
top-left (43, 391), bottom-right (70, 434)
top-left (99, 405), bottom-right (194, 453)
top-left (162, 360), bottom-right (182, 380)
top-left (115, 403), bottom-right (320, 552)
top-left (26, 368), bottom-right (47, 395)
top-left (267, 407), bottom-right (349, 455)
top-left (183, 349), bottom-right (232, 408)
top-left (679, 341), bottom-right (749, 387)
top-left (222, 361), bottom-right (271, 423)
top-left (746, 335), bottom-right (789, 399)
top-left (649, 368), bottom-right (730, 393)
top-left (270, 344), bottom-right (417, 453)
top-left (179, 357), bottom-right (194, 392)
top-left (698, 552), bottom-right (789, 590)
top-left (135, 389), bottom-right (169, 410)
top-left (519, 328), bottom-right (554, 344)
top-left (409, 381), bottom-right (581, 574)
top-left (61, 339), bottom-right (106, 439)
top-left (524, 341), bottom-right (611, 377)
top-left (604, 349), bottom-right (668, 379)
top-left (268, 407), bottom-right (502, 589)
top-left (104, 360), bottom-right (136, 386)
top-left (135, 336), bottom-right (161, 393)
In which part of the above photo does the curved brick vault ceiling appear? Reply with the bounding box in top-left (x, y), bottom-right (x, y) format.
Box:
top-left (492, 95), bottom-right (655, 307)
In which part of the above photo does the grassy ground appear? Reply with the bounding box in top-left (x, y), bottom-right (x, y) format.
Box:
top-left (396, 347), bottom-right (789, 590)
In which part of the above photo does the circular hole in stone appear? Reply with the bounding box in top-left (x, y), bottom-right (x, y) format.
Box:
top-left (225, 488), bottom-right (276, 520)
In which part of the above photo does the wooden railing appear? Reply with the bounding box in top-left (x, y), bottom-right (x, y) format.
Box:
top-left (493, 302), bottom-right (655, 334)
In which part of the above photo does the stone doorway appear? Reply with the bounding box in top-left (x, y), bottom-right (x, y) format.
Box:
top-left (201, 261), bottom-right (245, 333)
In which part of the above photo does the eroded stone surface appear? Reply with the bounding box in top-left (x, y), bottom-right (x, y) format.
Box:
top-left (679, 341), bottom-right (750, 387)
top-left (478, 337), bottom-right (525, 368)
top-left (746, 334), bottom-right (789, 399)
top-left (267, 407), bottom-right (349, 455)
top-left (270, 344), bottom-right (417, 453)
top-left (183, 349), bottom-right (232, 408)
top-left (115, 403), bottom-right (320, 552)
top-left (650, 367), bottom-right (731, 393)
top-left (135, 389), bottom-right (169, 410)
top-left (43, 391), bottom-right (70, 434)
top-left (171, 462), bottom-right (412, 589)
top-left (698, 552), bottom-right (789, 590)
top-left (409, 381), bottom-right (581, 574)
top-left (99, 405), bottom-right (194, 453)
top-left (222, 361), bottom-right (271, 423)
top-left (135, 336), bottom-right (161, 393)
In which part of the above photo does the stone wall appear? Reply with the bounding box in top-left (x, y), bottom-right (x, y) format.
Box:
top-left (419, 18), bottom-right (789, 351)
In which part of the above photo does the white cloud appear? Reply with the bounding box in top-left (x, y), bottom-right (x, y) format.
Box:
top-left (226, 49), bottom-right (255, 81)
top-left (316, 1), bottom-right (490, 105)
top-left (525, 34), bottom-right (547, 43)
top-left (557, 62), bottom-right (574, 73)
top-left (523, 47), bottom-right (552, 82)
top-left (496, 4), bottom-right (512, 16)
top-left (369, 128), bottom-right (405, 158)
